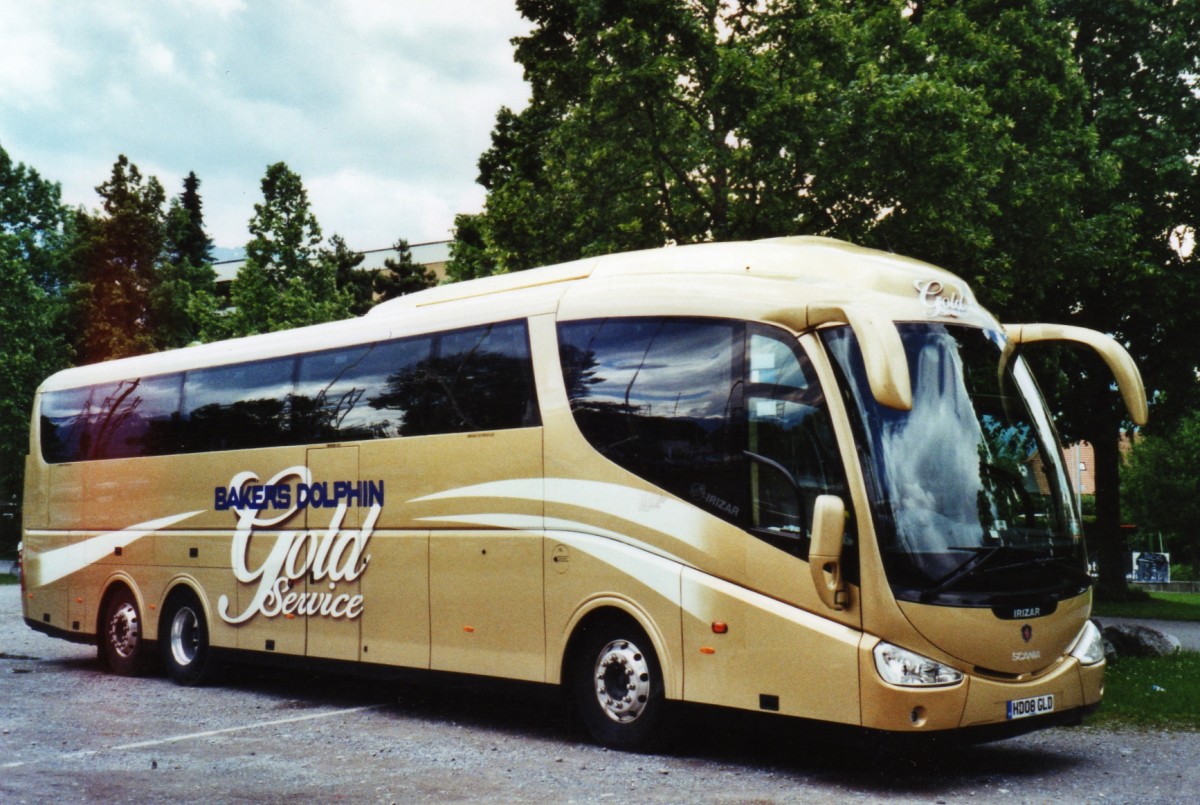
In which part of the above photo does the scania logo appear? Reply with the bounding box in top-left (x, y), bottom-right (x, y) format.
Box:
top-left (1021, 624), bottom-right (1033, 643)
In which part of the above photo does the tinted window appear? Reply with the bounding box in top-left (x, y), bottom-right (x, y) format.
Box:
top-left (560, 317), bottom-right (852, 564)
top-left (40, 386), bottom-right (96, 463)
top-left (40, 376), bottom-right (182, 462)
top-left (294, 337), bottom-right (432, 442)
top-left (420, 322), bottom-right (540, 434)
top-left (559, 318), bottom-right (747, 523)
top-left (38, 320), bottom-right (541, 462)
top-left (181, 358), bottom-right (296, 452)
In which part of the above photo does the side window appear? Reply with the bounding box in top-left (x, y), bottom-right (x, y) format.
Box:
top-left (180, 358), bottom-right (296, 453)
top-left (559, 318), bottom-right (747, 524)
top-left (93, 374), bottom-right (183, 460)
top-left (39, 375), bottom-right (182, 462)
top-left (294, 338), bottom-right (432, 442)
top-left (559, 318), bottom-right (853, 565)
top-left (746, 328), bottom-right (852, 559)
top-left (40, 386), bottom-right (96, 463)
top-left (417, 321), bottom-right (540, 435)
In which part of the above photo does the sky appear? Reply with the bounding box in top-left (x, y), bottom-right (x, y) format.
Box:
top-left (0, 1), bottom-right (532, 254)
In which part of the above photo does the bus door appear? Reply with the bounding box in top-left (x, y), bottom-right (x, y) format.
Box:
top-left (422, 435), bottom-right (545, 683)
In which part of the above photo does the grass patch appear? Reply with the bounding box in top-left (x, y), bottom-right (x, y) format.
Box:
top-left (1092, 592), bottom-right (1200, 622)
top-left (0, 575), bottom-right (16, 585)
top-left (1090, 651), bottom-right (1200, 730)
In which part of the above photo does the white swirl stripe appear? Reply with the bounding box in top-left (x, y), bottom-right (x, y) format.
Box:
top-left (411, 477), bottom-right (714, 552)
top-left (25, 510), bottom-right (205, 588)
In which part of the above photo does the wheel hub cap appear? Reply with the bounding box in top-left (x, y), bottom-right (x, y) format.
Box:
top-left (594, 639), bottom-right (651, 724)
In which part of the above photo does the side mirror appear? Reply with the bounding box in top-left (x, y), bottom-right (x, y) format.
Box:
top-left (809, 494), bottom-right (848, 611)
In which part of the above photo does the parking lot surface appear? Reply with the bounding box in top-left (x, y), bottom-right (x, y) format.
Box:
top-left (2, 586), bottom-right (1197, 804)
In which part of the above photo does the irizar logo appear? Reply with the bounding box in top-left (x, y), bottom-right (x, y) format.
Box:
top-left (216, 466), bottom-right (380, 625)
top-left (689, 482), bottom-right (740, 517)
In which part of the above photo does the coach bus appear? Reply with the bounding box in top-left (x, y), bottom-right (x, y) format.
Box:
top-left (19, 237), bottom-right (1146, 749)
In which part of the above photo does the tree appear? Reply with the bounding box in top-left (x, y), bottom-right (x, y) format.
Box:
top-left (1122, 414), bottom-right (1200, 579)
top-left (446, 213), bottom-right (499, 281)
top-left (154, 172), bottom-right (219, 348)
top-left (68, 155), bottom-right (168, 363)
top-left (0, 143), bottom-right (72, 549)
top-left (1036, 0), bottom-right (1200, 596)
top-left (460, 0), bottom-right (1200, 594)
top-left (227, 163), bottom-right (350, 335)
top-left (323, 234), bottom-right (373, 315)
top-left (375, 239), bottom-right (438, 301)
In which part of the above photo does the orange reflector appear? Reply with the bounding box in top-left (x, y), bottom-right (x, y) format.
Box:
top-left (286, 613), bottom-right (295, 619)
top-left (699, 646), bottom-right (716, 655)
top-left (75, 598), bottom-right (83, 604)
top-left (148, 604), bottom-right (156, 610)
top-left (711, 621), bottom-right (728, 634)
top-left (463, 625), bottom-right (475, 633)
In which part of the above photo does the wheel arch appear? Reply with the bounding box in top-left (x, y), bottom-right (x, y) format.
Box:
top-left (95, 573), bottom-right (147, 641)
top-left (156, 576), bottom-right (211, 643)
top-left (557, 597), bottom-right (679, 701)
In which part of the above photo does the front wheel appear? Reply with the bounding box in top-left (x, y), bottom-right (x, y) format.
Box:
top-left (100, 586), bottom-right (145, 676)
top-left (572, 618), bottom-right (667, 751)
top-left (160, 589), bottom-right (214, 686)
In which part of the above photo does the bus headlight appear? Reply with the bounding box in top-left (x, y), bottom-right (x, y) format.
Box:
top-left (873, 641), bottom-right (964, 687)
top-left (1069, 620), bottom-right (1106, 666)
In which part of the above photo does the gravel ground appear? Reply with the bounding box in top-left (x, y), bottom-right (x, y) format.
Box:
top-left (2, 585), bottom-right (1197, 804)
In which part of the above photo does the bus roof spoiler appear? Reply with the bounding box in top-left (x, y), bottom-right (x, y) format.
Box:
top-left (806, 304), bottom-right (913, 411)
top-left (1004, 323), bottom-right (1149, 426)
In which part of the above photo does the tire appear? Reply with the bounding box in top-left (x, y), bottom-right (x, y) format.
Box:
top-left (571, 616), bottom-right (668, 751)
top-left (160, 589), bottom-right (214, 686)
top-left (100, 586), bottom-right (145, 676)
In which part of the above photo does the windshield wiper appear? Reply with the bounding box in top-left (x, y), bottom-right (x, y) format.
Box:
top-left (978, 554), bottom-right (1092, 586)
top-left (919, 546), bottom-right (1004, 603)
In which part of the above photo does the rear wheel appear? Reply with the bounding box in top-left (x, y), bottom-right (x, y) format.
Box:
top-left (572, 617), bottom-right (667, 751)
top-left (160, 589), bottom-right (214, 686)
top-left (100, 586), bottom-right (144, 676)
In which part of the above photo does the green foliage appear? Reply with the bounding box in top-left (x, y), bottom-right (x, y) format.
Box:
top-left (1122, 413), bottom-right (1200, 576)
top-left (322, 234), bottom-right (373, 316)
top-left (227, 163), bottom-right (351, 335)
top-left (460, 0), bottom-right (1200, 594)
top-left (155, 172), bottom-right (219, 348)
top-left (446, 213), bottom-right (498, 281)
top-left (0, 143), bottom-right (72, 550)
top-left (1090, 651), bottom-right (1200, 730)
top-left (68, 155), bottom-right (168, 363)
top-left (375, 239), bottom-right (438, 302)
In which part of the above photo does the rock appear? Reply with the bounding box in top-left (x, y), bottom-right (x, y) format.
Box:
top-left (1101, 623), bottom-right (1182, 658)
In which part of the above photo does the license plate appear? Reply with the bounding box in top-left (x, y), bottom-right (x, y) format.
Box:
top-left (1006, 694), bottom-right (1055, 720)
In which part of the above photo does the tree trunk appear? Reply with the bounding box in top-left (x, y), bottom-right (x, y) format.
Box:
top-left (1091, 423), bottom-right (1129, 598)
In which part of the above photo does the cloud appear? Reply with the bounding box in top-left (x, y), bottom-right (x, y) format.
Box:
top-left (0, 1), bottom-right (529, 249)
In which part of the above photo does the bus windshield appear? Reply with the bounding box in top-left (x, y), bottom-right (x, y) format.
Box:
top-left (822, 323), bottom-right (1088, 606)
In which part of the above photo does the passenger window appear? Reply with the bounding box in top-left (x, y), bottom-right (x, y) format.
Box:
top-left (417, 322), bottom-right (540, 435)
top-left (559, 318), bottom-right (747, 524)
top-left (180, 358), bottom-right (296, 452)
top-left (295, 338), bottom-right (432, 442)
top-left (40, 386), bottom-right (96, 463)
top-left (94, 374), bottom-right (183, 459)
top-left (40, 375), bottom-right (183, 462)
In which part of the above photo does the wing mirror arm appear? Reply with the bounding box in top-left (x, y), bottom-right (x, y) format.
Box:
top-left (1004, 323), bottom-right (1148, 426)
